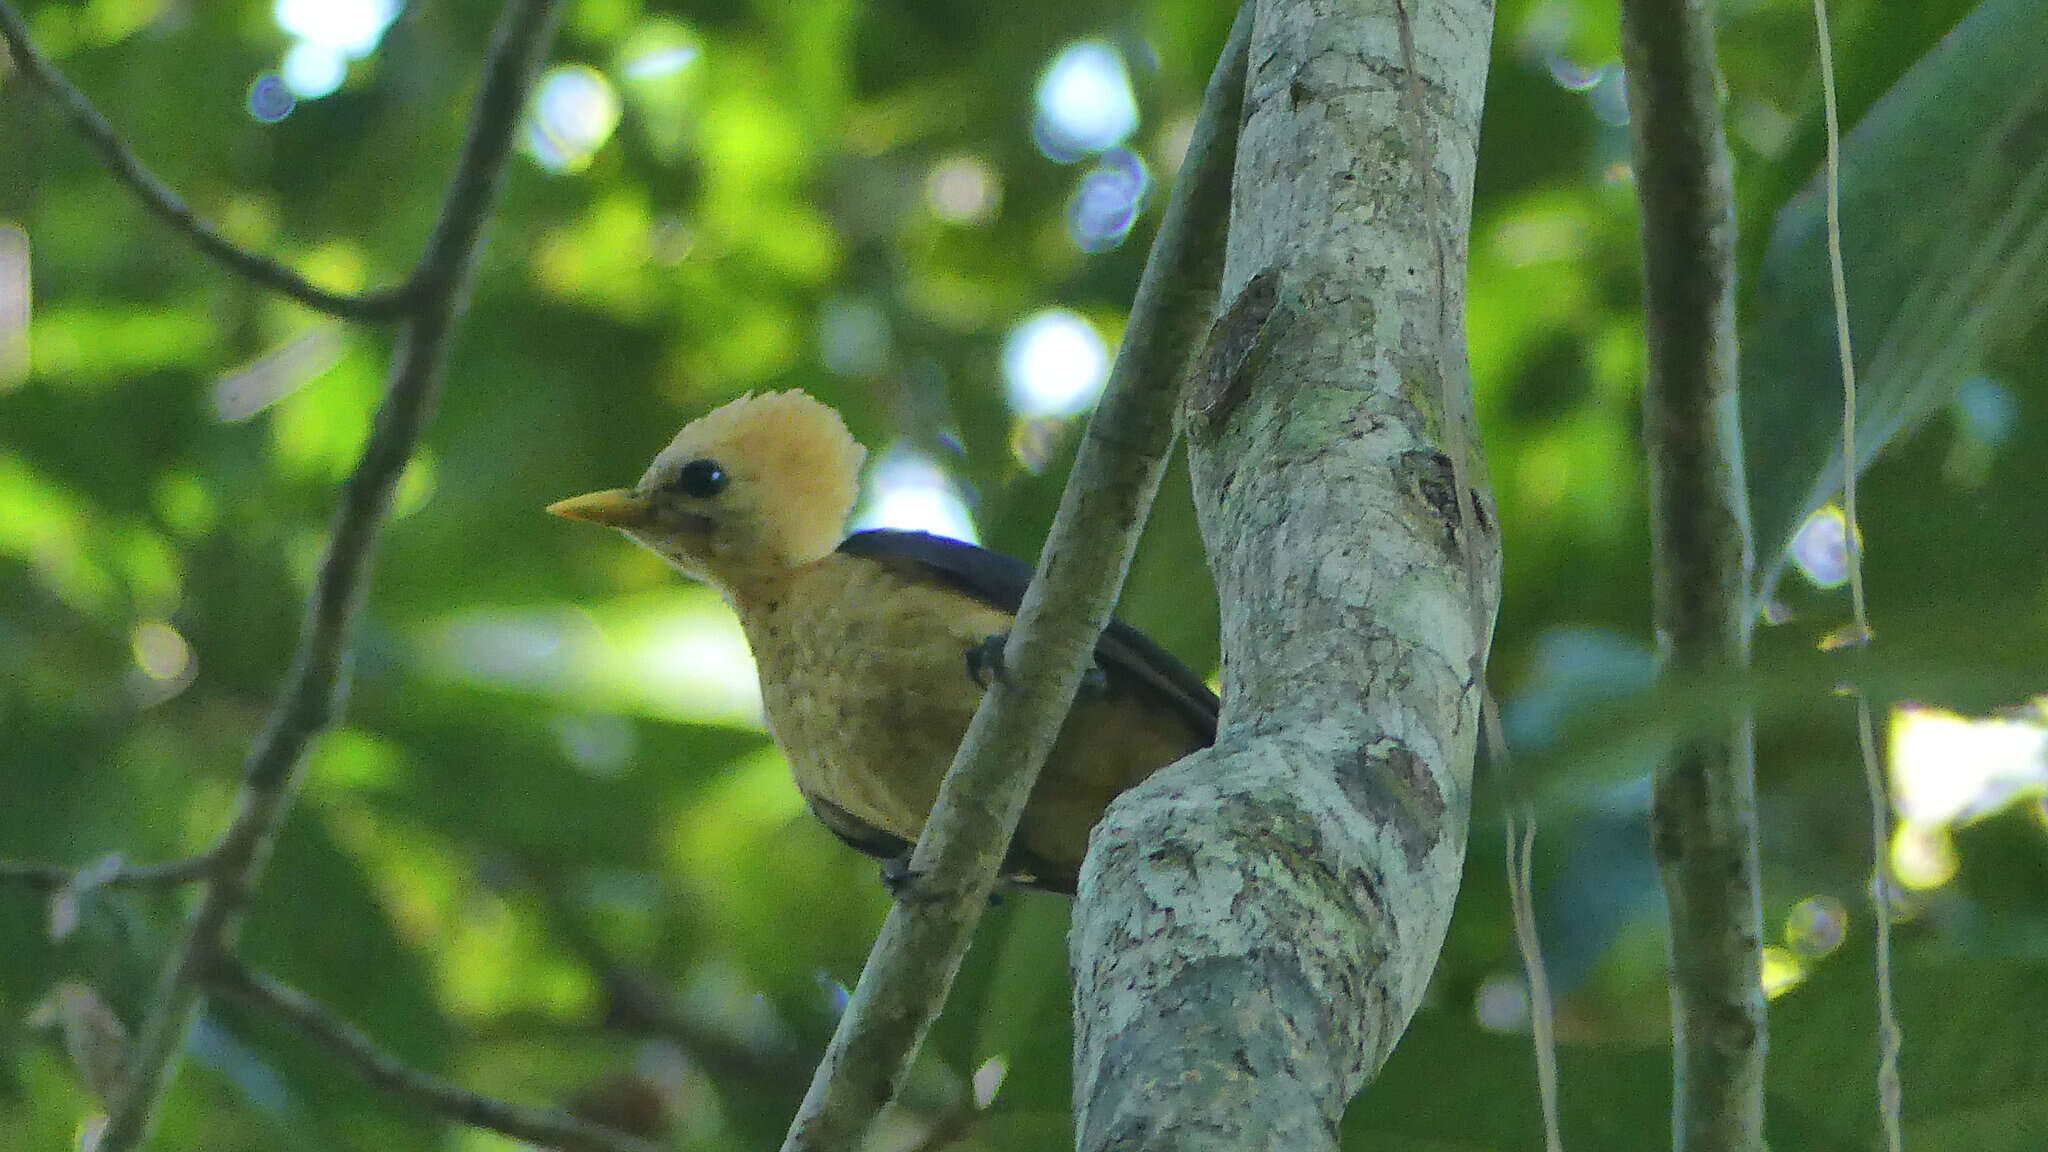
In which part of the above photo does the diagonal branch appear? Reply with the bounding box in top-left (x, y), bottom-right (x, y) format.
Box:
top-left (0, 5), bottom-right (413, 320)
top-left (88, 4), bottom-right (565, 1148)
top-left (775, 9), bottom-right (1254, 1151)
top-left (1618, 0), bottom-right (1766, 1148)
top-left (207, 961), bottom-right (661, 1152)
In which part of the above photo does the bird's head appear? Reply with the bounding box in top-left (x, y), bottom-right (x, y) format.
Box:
top-left (548, 391), bottom-right (867, 594)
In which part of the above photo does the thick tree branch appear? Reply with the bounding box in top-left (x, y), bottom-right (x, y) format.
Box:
top-left (1618, 0), bottom-right (1766, 1149)
top-left (89, 4), bottom-right (564, 1148)
top-left (774, 10), bottom-right (1254, 1152)
top-left (0, 4), bottom-right (413, 320)
top-left (1072, 0), bottom-right (1499, 1147)
top-left (207, 962), bottom-right (660, 1152)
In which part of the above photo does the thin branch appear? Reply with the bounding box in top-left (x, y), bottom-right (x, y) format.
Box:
top-left (0, 852), bottom-right (217, 890)
top-left (776, 10), bottom-right (1254, 1151)
top-left (90, 4), bottom-right (564, 1148)
top-left (0, 5), bottom-right (413, 320)
top-left (1809, 3), bottom-right (1903, 1144)
top-left (208, 961), bottom-right (661, 1152)
top-left (1618, 0), bottom-right (1766, 1148)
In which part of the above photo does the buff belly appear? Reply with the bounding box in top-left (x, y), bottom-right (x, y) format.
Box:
top-left (743, 555), bottom-right (1201, 876)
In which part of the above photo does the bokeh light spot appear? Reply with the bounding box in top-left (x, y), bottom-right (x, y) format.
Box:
top-left (1784, 895), bottom-right (1847, 958)
top-left (275, 0), bottom-right (400, 58)
top-left (280, 41), bottom-right (345, 99)
top-left (247, 72), bottom-right (295, 122)
top-left (1009, 415), bottom-right (1063, 474)
top-left (925, 155), bottom-right (1001, 225)
top-left (972, 1056), bottom-right (1008, 1110)
top-left (1002, 309), bottom-right (1109, 419)
top-left (621, 42), bottom-right (700, 81)
top-left (1760, 946), bottom-right (1806, 998)
top-left (273, 0), bottom-right (400, 99)
top-left (131, 620), bottom-right (192, 682)
top-left (817, 296), bottom-right (891, 377)
top-left (523, 65), bottom-right (625, 175)
top-left (552, 712), bottom-right (637, 777)
top-left (1789, 504), bottom-right (1854, 589)
top-left (1473, 973), bottom-right (1529, 1032)
top-left (1890, 821), bottom-right (1959, 891)
top-left (1954, 374), bottom-right (2017, 445)
top-left (1034, 40), bottom-right (1138, 161)
top-left (855, 447), bottom-right (979, 545)
top-left (1067, 147), bottom-right (1149, 252)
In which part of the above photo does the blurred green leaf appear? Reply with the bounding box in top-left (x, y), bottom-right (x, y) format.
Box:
top-left (1743, 0), bottom-right (2048, 587)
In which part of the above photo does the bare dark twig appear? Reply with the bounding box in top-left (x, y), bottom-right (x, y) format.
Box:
top-left (776, 10), bottom-right (1254, 1151)
top-left (0, 852), bottom-right (218, 891)
top-left (0, 4), bottom-right (413, 320)
top-left (208, 961), bottom-right (662, 1152)
top-left (88, 4), bottom-right (566, 1148)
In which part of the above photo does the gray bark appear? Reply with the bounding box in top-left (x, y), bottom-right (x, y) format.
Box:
top-left (1070, 0), bottom-right (1499, 1148)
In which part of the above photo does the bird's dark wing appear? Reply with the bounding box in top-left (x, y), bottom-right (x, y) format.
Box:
top-left (805, 793), bottom-right (913, 861)
top-left (836, 529), bottom-right (1219, 742)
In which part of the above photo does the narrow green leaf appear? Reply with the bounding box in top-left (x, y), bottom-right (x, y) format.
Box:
top-left (1743, 0), bottom-right (2048, 591)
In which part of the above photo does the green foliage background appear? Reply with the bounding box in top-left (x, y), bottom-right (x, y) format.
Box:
top-left (3, 0), bottom-right (2046, 1148)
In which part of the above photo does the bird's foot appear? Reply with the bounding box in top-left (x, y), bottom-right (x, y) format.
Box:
top-left (965, 633), bottom-right (1008, 688)
top-left (880, 853), bottom-right (946, 904)
top-left (880, 853), bottom-right (1006, 907)
top-left (966, 632), bottom-right (1109, 695)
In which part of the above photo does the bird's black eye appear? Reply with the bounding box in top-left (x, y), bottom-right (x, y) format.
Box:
top-left (669, 458), bottom-right (729, 499)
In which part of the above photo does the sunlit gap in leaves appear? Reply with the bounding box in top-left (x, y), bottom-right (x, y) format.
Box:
top-left (524, 65), bottom-right (625, 175)
top-left (1001, 309), bottom-right (1109, 472)
top-left (1886, 701), bottom-right (2048, 891)
top-left (854, 447), bottom-right (979, 546)
top-left (271, 0), bottom-right (402, 102)
top-left (1034, 41), bottom-right (1138, 162)
top-left (416, 596), bottom-right (765, 730)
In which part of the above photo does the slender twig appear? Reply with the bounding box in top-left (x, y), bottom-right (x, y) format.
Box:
top-left (0, 5), bottom-right (413, 320)
top-left (0, 852), bottom-right (217, 890)
top-left (206, 961), bottom-right (660, 1152)
top-left (1619, 0), bottom-right (1766, 1147)
top-left (1809, 3), bottom-right (1903, 1146)
top-left (89, 5), bottom-right (563, 1148)
top-left (776, 10), bottom-right (1253, 1151)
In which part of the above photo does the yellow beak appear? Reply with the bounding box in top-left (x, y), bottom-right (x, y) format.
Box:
top-left (546, 488), bottom-right (654, 528)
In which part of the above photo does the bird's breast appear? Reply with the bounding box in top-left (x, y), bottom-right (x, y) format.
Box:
top-left (742, 559), bottom-right (1008, 845)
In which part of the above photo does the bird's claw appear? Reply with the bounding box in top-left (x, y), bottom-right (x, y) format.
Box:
top-left (967, 632), bottom-right (1110, 696)
top-left (965, 633), bottom-right (1008, 688)
top-left (879, 853), bottom-right (926, 900)
top-left (1078, 661), bottom-right (1110, 696)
